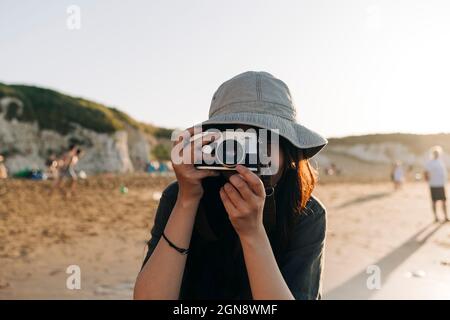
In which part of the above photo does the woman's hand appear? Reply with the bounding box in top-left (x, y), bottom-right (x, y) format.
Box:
top-left (172, 127), bottom-right (219, 202)
top-left (219, 165), bottom-right (266, 239)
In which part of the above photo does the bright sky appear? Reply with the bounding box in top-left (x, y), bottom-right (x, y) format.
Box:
top-left (1, 0), bottom-right (449, 138)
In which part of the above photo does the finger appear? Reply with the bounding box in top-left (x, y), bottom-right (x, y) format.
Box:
top-left (191, 134), bottom-right (218, 164)
top-left (172, 128), bottom-right (208, 164)
top-left (236, 165), bottom-right (265, 197)
top-left (223, 182), bottom-right (246, 208)
top-left (171, 131), bottom-right (191, 165)
top-left (220, 187), bottom-right (239, 216)
top-left (229, 174), bottom-right (256, 199)
top-left (180, 127), bottom-right (197, 149)
top-left (172, 129), bottom-right (190, 149)
top-left (172, 128), bottom-right (199, 164)
top-left (192, 169), bottom-right (220, 179)
top-left (192, 132), bottom-right (218, 156)
top-left (186, 126), bottom-right (220, 145)
top-left (190, 131), bottom-right (221, 164)
top-left (189, 132), bottom-right (218, 147)
top-left (186, 127), bottom-right (195, 136)
top-left (200, 132), bottom-right (220, 146)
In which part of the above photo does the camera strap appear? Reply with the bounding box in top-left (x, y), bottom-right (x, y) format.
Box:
top-left (261, 174), bottom-right (277, 235)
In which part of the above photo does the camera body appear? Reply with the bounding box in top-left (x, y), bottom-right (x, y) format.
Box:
top-left (194, 129), bottom-right (260, 172)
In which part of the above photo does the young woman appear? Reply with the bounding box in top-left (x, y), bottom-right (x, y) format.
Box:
top-left (134, 71), bottom-right (328, 300)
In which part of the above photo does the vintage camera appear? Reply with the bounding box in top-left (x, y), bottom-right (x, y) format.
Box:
top-left (194, 129), bottom-right (260, 172)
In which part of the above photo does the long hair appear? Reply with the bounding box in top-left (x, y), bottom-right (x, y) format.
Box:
top-left (273, 136), bottom-right (317, 254)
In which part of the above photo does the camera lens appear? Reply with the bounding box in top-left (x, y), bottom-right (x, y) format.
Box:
top-left (216, 139), bottom-right (245, 167)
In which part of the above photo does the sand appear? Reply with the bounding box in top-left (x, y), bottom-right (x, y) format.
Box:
top-left (0, 175), bottom-right (449, 299)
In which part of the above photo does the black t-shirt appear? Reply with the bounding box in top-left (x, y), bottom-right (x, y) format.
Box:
top-left (142, 181), bottom-right (327, 300)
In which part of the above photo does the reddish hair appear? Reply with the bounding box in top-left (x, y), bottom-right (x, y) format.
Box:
top-left (273, 137), bottom-right (318, 254)
top-left (278, 137), bottom-right (318, 213)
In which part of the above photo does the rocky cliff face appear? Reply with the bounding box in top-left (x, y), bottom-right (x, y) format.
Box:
top-left (0, 97), bottom-right (154, 173)
top-left (317, 142), bottom-right (450, 168)
top-left (314, 136), bottom-right (450, 181)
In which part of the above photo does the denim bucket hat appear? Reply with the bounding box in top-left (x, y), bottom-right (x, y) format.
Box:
top-left (199, 71), bottom-right (328, 159)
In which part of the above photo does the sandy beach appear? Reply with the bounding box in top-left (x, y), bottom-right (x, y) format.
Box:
top-left (0, 176), bottom-right (449, 299)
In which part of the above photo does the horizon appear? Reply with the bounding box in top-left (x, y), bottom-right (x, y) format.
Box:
top-left (2, 1), bottom-right (450, 137)
top-left (3, 80), bottom-right (450, 139)
top-left (3, 79), bottom-right (450, 139)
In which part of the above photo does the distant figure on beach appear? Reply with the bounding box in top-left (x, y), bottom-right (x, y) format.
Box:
top-left (424, 146), bottom-right (448, 222)
top-left (45, 154), bottom-right (59, 180)
top-left (325, 163), bottom-right (340, 176)
top-left (53, 145), bottom-right (82, 197)
top-left (391, 161), bottom-right (405, 190)
top-left (0, 155), bottom-right (7, 179)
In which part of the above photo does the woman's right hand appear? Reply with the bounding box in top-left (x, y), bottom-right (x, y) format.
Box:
top-left (171, 127), bottom-right (219, 202)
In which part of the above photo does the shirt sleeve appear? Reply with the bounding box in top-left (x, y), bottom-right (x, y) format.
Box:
top-left (280, 197), bottom-right (327, 300)
top-left (141, 182), bottom-right (178, 269)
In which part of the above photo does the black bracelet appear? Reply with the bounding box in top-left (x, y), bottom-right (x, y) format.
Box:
top-left (162, 232), bottom-right (190, 255)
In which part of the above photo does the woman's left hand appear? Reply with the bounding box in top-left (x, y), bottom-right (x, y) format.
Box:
top-left (219, 165), bottom-right (266, 239)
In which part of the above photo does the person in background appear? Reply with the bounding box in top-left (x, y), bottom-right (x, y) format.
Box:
top-left (53, 145), bottom-right (79, 197)
top-left (424, 146), bottom-right (448, 222)
top-left (0, 155), bottom-right (8, 179)
top-left (67, 148), bottom-right (82, 196)
top-left (392, 161), bottom-right (405, 190)
top-left (45, 154), bottom-right (59, 180)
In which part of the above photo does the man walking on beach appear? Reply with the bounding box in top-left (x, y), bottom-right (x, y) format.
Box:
top-left (424, 146), bottom-right (448, 222)
top-left (392, 161), bottom-right (405, 190)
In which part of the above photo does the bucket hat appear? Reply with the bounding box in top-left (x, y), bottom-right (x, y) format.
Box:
top-left (199, 71), bottom-right (328, 159)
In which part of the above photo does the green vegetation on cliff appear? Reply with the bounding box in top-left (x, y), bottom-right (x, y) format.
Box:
top-left (0, 83), bottom-right (171, 138)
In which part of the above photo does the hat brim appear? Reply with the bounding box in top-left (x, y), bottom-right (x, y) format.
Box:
top-left (197, 112), bottom-right (328, 159)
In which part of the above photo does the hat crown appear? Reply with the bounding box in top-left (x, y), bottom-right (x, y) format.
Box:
top-left (209, 71), bottom-right (296, 121)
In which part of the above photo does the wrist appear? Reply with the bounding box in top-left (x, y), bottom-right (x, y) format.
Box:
top-left (176, 191), bottom-right (202, 207)
top-left (238, 224), bottom-right (267, 247)
top-left (178, 183), bottom-right (203, 200)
